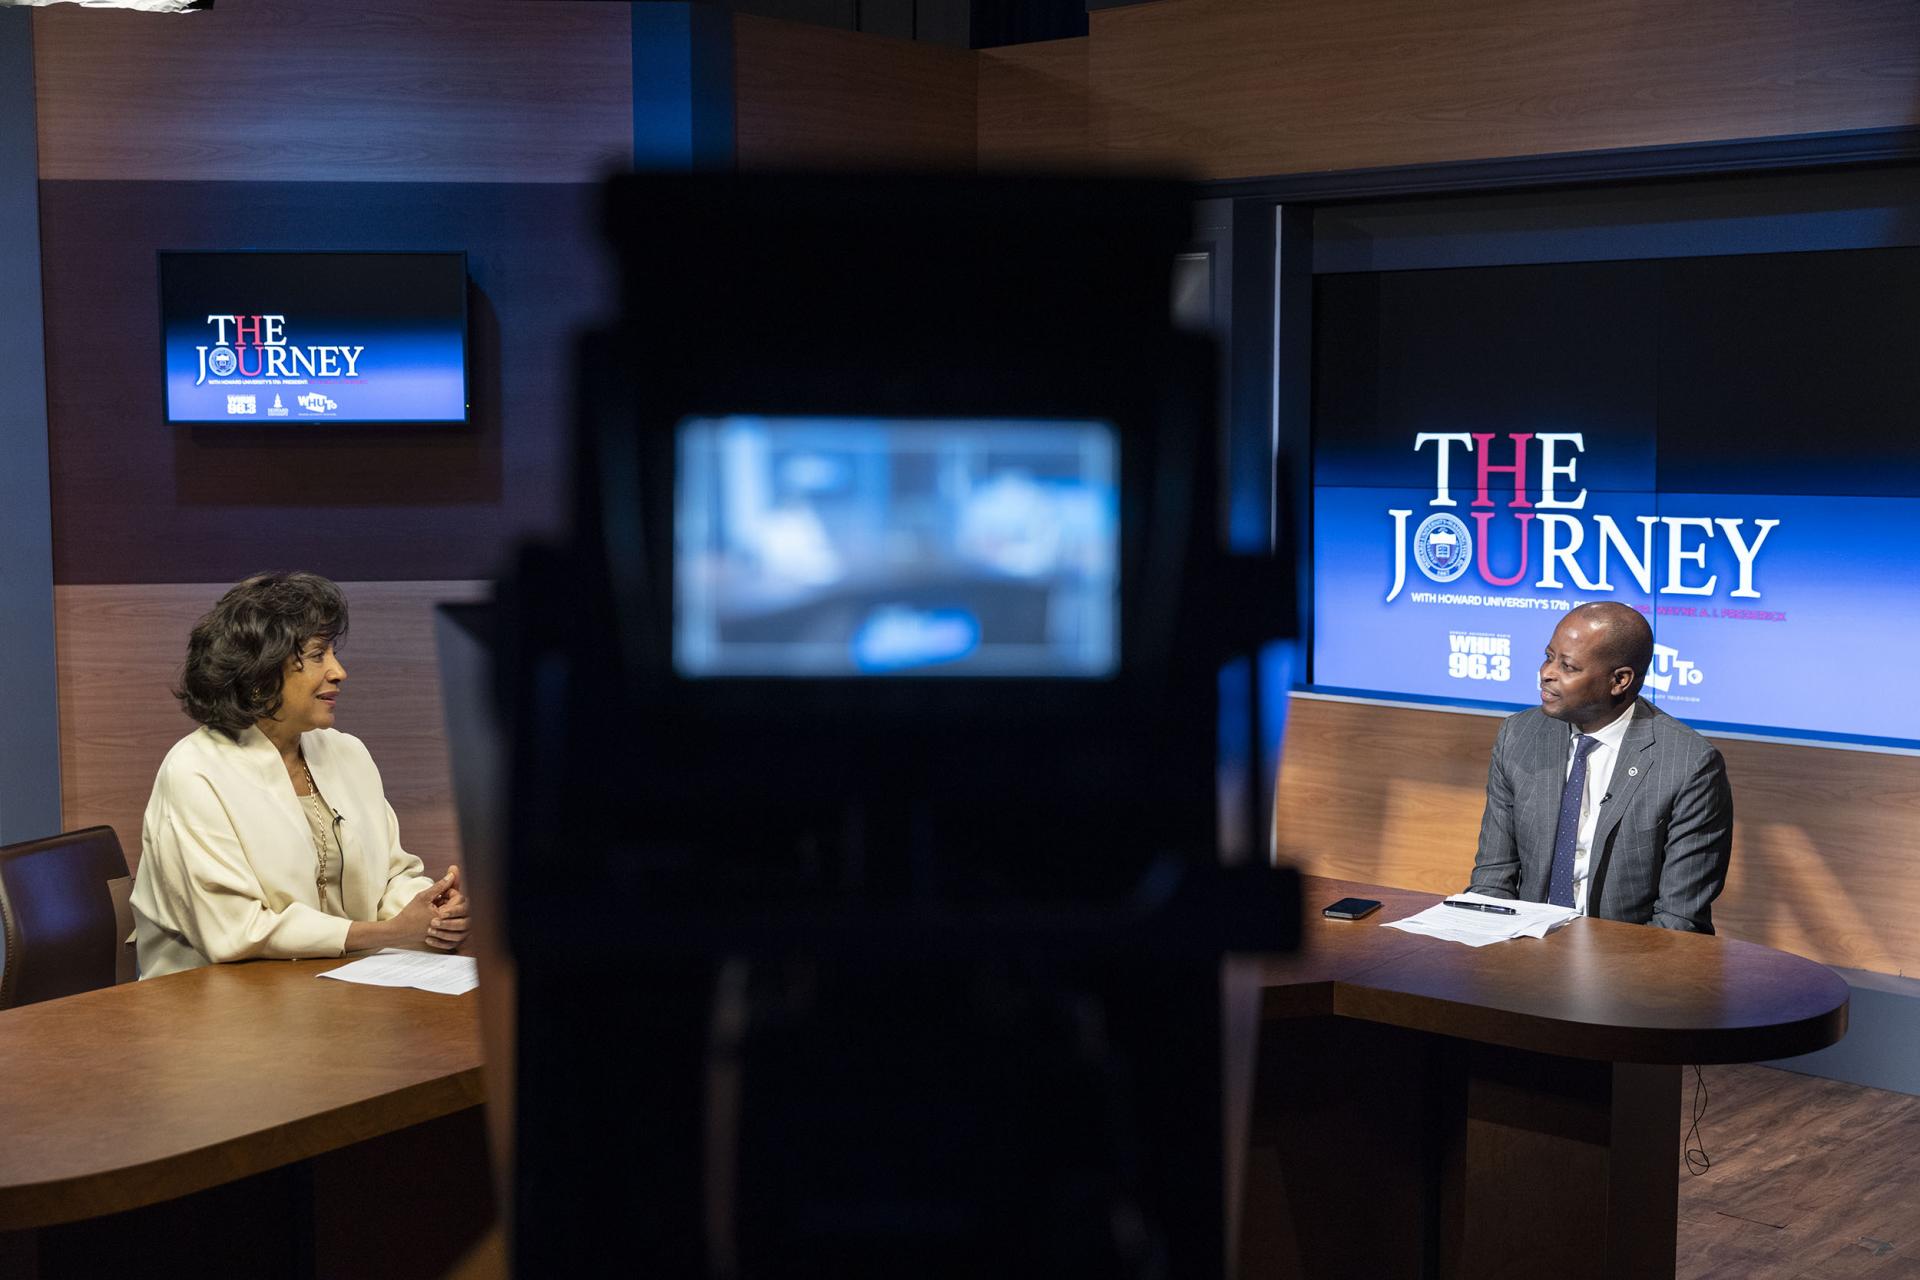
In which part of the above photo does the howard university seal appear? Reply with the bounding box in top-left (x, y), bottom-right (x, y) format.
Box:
top-left (1413, 513), bottom-right (1472, 583)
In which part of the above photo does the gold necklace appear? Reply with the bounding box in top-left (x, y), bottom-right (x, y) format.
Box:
top-left (298, 754), bottom-right (330, 895)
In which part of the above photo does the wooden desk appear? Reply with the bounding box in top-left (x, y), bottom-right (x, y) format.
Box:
top-left (1240, 877), bottom-right (1850, 1279)
top-left (0, 957), bottom-right (489, 1279)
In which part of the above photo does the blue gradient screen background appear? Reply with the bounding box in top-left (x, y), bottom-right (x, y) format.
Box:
top-left (160, 252), bottom-right (467, 424)
top-left (1311, 248), bottom-right (1920, 746)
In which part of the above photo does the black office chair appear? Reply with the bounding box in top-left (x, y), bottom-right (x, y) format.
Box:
top-left (0, 825), bottom-right (130, 1009)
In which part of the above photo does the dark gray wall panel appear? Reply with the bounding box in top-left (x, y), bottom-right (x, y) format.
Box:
top-left (0, 12), bottom-right (63, 843)
top-left (39, 180), bottom-right (613, 584)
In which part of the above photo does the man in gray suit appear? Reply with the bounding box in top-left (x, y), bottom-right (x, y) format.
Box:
top-left (1468, 601), bottom-right (1733, 933)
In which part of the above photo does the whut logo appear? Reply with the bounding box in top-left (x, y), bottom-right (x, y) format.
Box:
top-left (1643, 643), bottom-right (1703, 694)
top-left (1447, 631), bottom-right (1512, 682)
top-left (297, 393), bottom-right (338, 414)
top-left (225, 394), bottom-right (256, 415)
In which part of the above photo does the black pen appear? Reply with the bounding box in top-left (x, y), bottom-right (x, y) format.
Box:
top-left (1444, 900), bottom-right (1518, 916)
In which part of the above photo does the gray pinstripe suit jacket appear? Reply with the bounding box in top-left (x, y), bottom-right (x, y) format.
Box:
top-left (1467, 698), bottom-right (1733, 933)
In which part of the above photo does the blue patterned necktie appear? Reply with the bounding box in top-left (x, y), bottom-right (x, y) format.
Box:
top-left (1547, 734), bottom-right (1600, 908)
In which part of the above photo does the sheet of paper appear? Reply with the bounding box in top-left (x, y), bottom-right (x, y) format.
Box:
top-left (318, 948), bottom-right (478, 995)
top-left (1384, 916), bottom-right (1514, 947)
top-left (1382, 894), bottom-right (1579, 947)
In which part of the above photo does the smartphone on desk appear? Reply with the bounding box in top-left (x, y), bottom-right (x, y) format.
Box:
top-left (1322, 897), bottom-right (1382, 920)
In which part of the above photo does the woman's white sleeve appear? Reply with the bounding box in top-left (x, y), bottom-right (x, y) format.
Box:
top-left (374, 798), bottom-right (434, 921)
top-left (148, 785), bottom-right (351, 963)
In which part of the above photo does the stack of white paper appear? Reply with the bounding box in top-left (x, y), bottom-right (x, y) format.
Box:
top-left (318, 948), bottom-right (479, 995)
top-left (1382, 894), bottom-right (1579, 947)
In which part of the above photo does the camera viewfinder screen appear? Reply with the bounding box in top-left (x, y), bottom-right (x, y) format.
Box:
top-left (675, 416), bottom-right (1120, 678)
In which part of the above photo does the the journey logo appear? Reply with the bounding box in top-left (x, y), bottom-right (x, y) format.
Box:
top-left (194, 314), bottom-right (366, 386)
top-left (1386, 433), bottom-right (1779, 604)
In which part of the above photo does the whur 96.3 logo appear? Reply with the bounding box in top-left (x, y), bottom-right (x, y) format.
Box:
top-left (1447, 631), bottom-right (1512, 682)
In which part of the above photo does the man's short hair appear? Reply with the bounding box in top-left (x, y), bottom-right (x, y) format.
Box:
top-left (1569, 601), bottom-right (1654, 693)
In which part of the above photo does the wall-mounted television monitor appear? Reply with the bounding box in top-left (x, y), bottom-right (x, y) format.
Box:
top-left (674, 415), bottom-right (1120, 678)
top-left (158, 251), bottom-right (469, 424)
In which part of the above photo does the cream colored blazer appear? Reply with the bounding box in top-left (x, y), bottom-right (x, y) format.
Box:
top-left (131, 726), bottom-right (436, 978)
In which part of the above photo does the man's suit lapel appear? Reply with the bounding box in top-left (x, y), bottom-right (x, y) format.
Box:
top-left (1592, 699), bottom-right (1657, 855)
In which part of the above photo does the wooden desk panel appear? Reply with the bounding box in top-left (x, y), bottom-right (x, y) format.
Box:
top-left (0, 957), bottom-right (483, 1231)
top-left (1, 875), bottom-right (1836, 1275)
top-left (1241, 877), bottom-right (1849, 1279)
top-left (1281, 875), bottom-right (1847, 1062)
top-left (1244, 876), bottom-right (1434, 1014)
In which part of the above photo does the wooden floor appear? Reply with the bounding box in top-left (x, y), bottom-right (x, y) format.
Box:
top-left (1679, 1065), bottom-right (1920, 1279)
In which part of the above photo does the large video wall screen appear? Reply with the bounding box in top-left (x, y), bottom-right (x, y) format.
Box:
top-left (1311, 247), bottom-right (1920, 746)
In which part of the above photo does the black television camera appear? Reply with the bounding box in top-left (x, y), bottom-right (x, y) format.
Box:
top-left (497, 173), bottom-right (1299, 1277)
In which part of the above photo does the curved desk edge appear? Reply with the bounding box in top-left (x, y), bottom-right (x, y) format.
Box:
top-left (1267, 876), bottom-right (1852, 1065)
top-left (0, 1069), bottom-right (484, 1231)
top-left (1328, 979), bottom-right (1849, 1065)
top-left (0, 956), bottom-right (487, 1232)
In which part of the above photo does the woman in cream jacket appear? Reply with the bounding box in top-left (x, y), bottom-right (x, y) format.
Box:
top-left (131, 572), bottom-right (470, 978)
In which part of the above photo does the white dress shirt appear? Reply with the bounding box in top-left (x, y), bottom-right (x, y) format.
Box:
top-left (1567, 701), bottom-right (1636, 915)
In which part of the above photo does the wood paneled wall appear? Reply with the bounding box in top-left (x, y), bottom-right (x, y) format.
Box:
top-left (31, 0), bottom-right (632, 184)
top-left (29, 0), bottom-right (625, 885)
top-left (974, 0), bottom-right (1920, 180)
top-left (56, 582), bottom-right (489, 875)
top-left (734, 13), bottom-right (976, 170)
top-left (978, 39), bottom-right (1091, 170)
top-left (1274, 695), bottom-right (1920, 977)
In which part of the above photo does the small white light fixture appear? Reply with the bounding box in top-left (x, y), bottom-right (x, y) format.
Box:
top-left (0, 1), bottom-right (212, 11)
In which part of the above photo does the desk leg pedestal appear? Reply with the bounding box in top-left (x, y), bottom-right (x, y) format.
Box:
top-left (1239, 1018), bottom-right (1680, 1280)
top-left (1441, 1045), bottom-right (1680, 1280)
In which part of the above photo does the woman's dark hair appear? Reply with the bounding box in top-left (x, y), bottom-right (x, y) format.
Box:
top-left (176, 572), bottom-right (349, 737)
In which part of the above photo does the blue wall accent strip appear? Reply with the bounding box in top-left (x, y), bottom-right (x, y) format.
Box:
top-left (687, 3), bottom-right (735, 170)
top-left (1256, 638), bottom-right (1295, 862)
top-left (0, 12), bottom-right (64, 847)
top-left (632, 3), bottom-right (735, 172)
